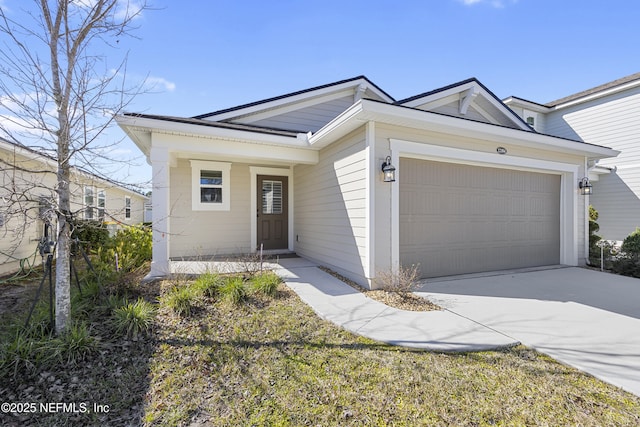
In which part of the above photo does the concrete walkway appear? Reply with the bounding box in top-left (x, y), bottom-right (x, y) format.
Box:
top-left (416, 267), bottom-right (640, 397)
top-left (274, 257), bottom-right (518, 352)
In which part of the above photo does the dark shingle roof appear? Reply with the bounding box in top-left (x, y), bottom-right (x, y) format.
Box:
top-left (545, 72), bottom-right (640, 107)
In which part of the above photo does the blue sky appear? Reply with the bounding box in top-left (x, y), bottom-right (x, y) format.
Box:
top-left (125, 0), bottom-right (639, 117)
top-left (4, 0), bottom-right (640, 186)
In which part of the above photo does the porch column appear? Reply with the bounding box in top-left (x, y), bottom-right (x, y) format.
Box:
top-left (149, 146), bottom-right (171, 277)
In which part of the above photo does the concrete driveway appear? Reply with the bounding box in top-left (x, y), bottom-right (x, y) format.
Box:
top-left (415, 267), bottom-right (640, 397)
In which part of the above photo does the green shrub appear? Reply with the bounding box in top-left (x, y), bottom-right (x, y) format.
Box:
top-left (610, 228), bottom-right (640, 277)
top-left (621, 228), bottom-right (640, 255)
top-left (113, 298), bottom-right (156, 339)
top-left (219, 276), bottom-right (247, 305)
top-left (588, 205), bottom-right (602, 266)
top-left (163, 286), bottom-right (196, 317)
top-left (97, 224), bottom-right (152, 273)
top-left (70, 219), bottom-right (110, 254)
top-left (192, 272), bottom-right (223, 299)
top-left (250, 271), bottom-right (281, 297)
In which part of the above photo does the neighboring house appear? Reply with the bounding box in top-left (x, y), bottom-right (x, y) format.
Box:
top-left (117, 76), bottom-right (617, 288)
top-left (0, 137), bottom-right (148, 276)
top-left (505, 72), bottom-right (640, 242)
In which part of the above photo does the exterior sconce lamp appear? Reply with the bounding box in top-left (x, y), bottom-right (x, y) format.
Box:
top-left (382, 156), bottom-right (396, 182)
top-left (579, 177), bottom-right (593, 195)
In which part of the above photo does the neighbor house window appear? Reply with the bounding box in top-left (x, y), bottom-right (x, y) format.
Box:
top-left (526, 116), bottom-right (535, 127)
top-left (97, 189), bottom-right (106, 221)
top-left (125, 196), bottom-right (131, 220)
top-left (190, 160), bottom-right (231, 211)
top-left (84, 186), bottom-right (95, 220)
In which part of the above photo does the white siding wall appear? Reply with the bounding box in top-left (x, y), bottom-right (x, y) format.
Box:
top-left (169, 159), bottom-right (252, 258)
top-left (294, 129), bottom-right (368, 283)
top-left (546, 86), bottom-right (640, 240)
top-left (234, 96), bottom-right (355, 133)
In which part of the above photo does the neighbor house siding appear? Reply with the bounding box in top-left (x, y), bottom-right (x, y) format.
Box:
top-left (545, 86), bottom-right (640, 240)
top-left (0, 144), bottom-right (147, 276)
top-left (590, 170), bottom-right (640, 240)
top-left (169, 160), bottom-right (252, 258)
top-left (233, 95), bottom-right (355, 133)
top-left (294, 128), bottom-right (368, 282)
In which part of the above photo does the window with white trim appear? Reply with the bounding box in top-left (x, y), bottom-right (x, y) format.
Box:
top-left (190, 160), bottom-right (231, 211)
top-left (84, 186), bottom-right (95, 220)
top-left (125, 196), bottom-right (131, 220)
top-left (262, 180), bottom-right (283, 214)
top-left (97, 189), bottom-right (106, 221)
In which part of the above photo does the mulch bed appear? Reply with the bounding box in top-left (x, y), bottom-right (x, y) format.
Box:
top-left (318, 266), bottom-right (441, 312)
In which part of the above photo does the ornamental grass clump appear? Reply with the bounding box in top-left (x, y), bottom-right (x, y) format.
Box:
top-left (50, 321), bottom-right (98, 366)
top-left (163, 286), bottom-right (197, 317)
top-left (113, 298), bottom-right (156, 339)
top-left (192, 272), bottom-right (223, 299)
top-left (250, 271), bottom-right (281, 297)
top-left (219, 276), bottom-right (247, 305)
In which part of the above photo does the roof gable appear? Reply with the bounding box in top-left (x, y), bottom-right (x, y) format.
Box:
top-left (194, 76), bottom-right (394, 133)
top-left (396, 78), bottom-right (532, 131)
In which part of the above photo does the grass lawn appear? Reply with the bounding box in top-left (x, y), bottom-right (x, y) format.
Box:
top-left (1, 271), bottom-right (640, 426)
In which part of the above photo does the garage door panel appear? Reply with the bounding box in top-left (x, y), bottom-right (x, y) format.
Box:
top-left (399, 158), bottom-right (560, 278)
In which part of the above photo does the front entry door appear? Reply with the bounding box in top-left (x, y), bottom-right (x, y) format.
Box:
top-left (257, 175), bottom-right (288, 250)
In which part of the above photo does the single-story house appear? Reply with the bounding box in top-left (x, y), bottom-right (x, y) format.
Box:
top-left (504, 72), bottom-right (640, 242)
top-left (117, 76), bottom-right (618, 288)
top-left (0, 137), bottom-right (148, 276)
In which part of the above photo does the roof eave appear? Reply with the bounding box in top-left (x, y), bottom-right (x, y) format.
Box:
top-left (309, 99), bottom-right (619, 160)
top-left (116, 114), bottom-right (308, 156)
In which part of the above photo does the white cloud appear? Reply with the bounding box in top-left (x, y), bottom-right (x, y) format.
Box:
top-left (145, 76), bottom-right (176, 92)
top-left (459, 0), bottom-right (518, 7)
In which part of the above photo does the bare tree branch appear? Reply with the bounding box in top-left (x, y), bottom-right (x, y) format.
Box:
top-left (0, 0), bottom-right (150, 333)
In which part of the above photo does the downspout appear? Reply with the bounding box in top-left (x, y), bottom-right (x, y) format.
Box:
top-left (584, 158), bottom-right (591, 265)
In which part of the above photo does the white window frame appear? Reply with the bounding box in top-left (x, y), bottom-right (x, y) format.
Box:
top-left (125, 195), bottom-right (131, 220)
top-left (84, 186), bottom-right (95, 220)
top-left (97, 189), bottom-right (106, 221)
top-left (190, 160), bottom-right (231, 211)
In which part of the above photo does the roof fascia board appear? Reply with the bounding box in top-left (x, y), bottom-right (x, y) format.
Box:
top-left (116, 114), bottom-right (306, 148)
top-left (550, 78), bottom-right (640, 110)
top-left (310, 99), bottom-right (619, 159)
top-left (503, 96), bottom-right (551, 113)
top-left (203, 78), bottom-right (392, 122)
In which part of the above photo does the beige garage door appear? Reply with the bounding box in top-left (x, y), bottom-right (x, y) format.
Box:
top-left (399, 158), bottom-right (560, 278)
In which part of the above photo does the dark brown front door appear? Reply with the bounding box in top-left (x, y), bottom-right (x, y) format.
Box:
top-left (257, 175), bottom-right (288, 250)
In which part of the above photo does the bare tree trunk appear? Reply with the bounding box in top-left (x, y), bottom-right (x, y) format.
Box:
top-left (55, 147), bottom-right (71, 334)
top-left (0, 0), bottom-right (149, 334)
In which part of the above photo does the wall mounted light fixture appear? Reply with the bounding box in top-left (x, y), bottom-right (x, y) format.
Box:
top-left (578, 177), bottom-right (593, 195)
top-left (382, 156), bottom-right (396, 182)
